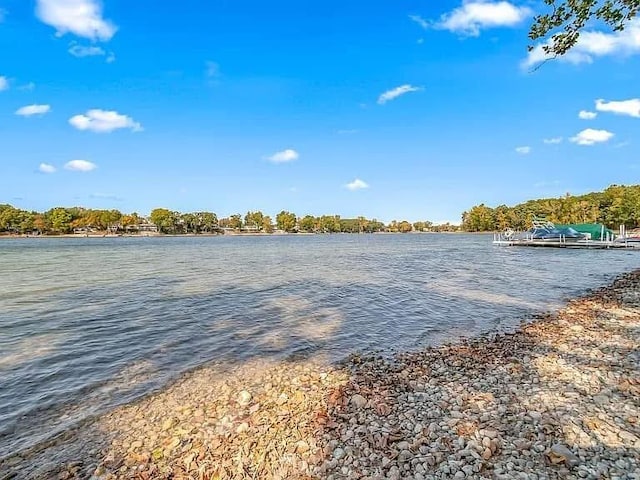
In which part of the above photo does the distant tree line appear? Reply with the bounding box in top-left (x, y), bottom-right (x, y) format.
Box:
top-left (0, 204), bottom-right (457, 235)
top-left (462, 185), bottom-right (640, 232)
top-left (0, 206), bottom-right (130, 235)
top-left (5, 184), bottom-right (637, 236)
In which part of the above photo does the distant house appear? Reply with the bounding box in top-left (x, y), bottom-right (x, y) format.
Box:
top-left (138, 223), bottom-right (159, 233)
top-left (124, 220), bottom-right (159, 233)
top-left (73, 227), bottom-right (97, 234)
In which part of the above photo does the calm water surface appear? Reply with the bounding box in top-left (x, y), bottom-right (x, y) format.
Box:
top-left (1, 234), bottom-right (639, 460)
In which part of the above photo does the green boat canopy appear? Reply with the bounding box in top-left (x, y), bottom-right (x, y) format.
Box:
top-left (555, 223), bottom-right (614, 240)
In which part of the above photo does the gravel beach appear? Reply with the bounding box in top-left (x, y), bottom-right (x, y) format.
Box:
top-left (3, 271), bottom-right (640, 480)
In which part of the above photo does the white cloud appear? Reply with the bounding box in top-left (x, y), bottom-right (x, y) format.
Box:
top-left (267, 149), bottom-right (299, 163)
top-left (578, 110), bottom-right (597, 120)
top-left (595, 98), bottom-right (640, 118)
top-left (69, 109), bottom-right (142, 133)
top-left (345, 178), bottom-right (369, 191)
top-left (69, 44), bottom-right (105, 57)
top-left (16, 104), bottom-right (51, 116)
top-left (106, 52), bottom-right (116, 63)
top-left (523, 19), bottom-right (640, 68)
top-left (515, 146), bottom-right (531, 154)
top-left (18, 82), bottom-right (35, 91)
top-left (64, 159), bottom-right (97, 171)
top-left (570, 128), bottom-right (614, 146)
top-left (35, 0), bottom-right (117, 41)
top-left (377, 84), bottom-right (422, 104)
top-left (0, 76), bottom-right (8, 91)
top-left (409, 15), bottom-right (429, 29)
top-left (543, 137), bottom-right (563, 144)
top-left (38, 163), bottom-right (56, 174)
top-left (436, 1), bottom-right (532, 36)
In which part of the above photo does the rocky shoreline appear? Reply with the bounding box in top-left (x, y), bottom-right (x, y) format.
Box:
top-left (3, 272), bottom-right (640, 479)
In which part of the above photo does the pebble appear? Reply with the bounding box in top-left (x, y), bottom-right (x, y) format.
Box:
top-left (237, 390), bottom-right (252, 406)
top-left (351, 394), bottom-right (367, 409)
top-left (333, 447), bottom-right (346, 460)
top-left (548, 444), bottom-right (581, 467)
top-left (8, 272), bottom-right (640, 480)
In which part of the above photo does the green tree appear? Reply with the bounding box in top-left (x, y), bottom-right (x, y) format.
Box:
top-left (366, 219), bottom-right (386, 233)
top-left (181, 213), bottom-right (198, 233)
top-left (601, 185), bottom-right (640, 228)
top-left (338, 218), bottom-right (357, 233)
top-left (529, 0), bottom-right (639, 59)
top-left (397, 220), bottom-right (413, 233)
top-left (46, 208), bottom-right (73, 233)
top-left (18, 211), bottom-right (36, 233)
top-left (461, 204), bottom-right (496, 232)
top-left (228, 214), bottom-right (243, 230)
top-left (150, 208), bottom-right (179, 234)
top-left (199, 212), bottom-right (218, 232)
top-left (244, 211), bottom-right (265, 231)
top-left (461, 184), bottom-right (640, 231)
top-left (357, 216), bottom-right (369, 233)
top-left (318, 215), bottom-right (340, 233)
top-left (262, 216), bottom-right (274, 233)
top-left (276, 210), bottom-right (297, 232)
top-left (101, 209), bottom-right (122, 232)
top-left (0, 205), bottom-right (23, 233)
top-left (413, 221), bottom-right (433, 232)
top-left (494, 205), bottom-right (514, 231)
top-left (299, 215), bottom-right (317, 233)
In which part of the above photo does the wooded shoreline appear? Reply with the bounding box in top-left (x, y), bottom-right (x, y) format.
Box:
top-left (0, 230), bottom-right (483, 240)
top-left (3, 184), bottom-right (639, 237)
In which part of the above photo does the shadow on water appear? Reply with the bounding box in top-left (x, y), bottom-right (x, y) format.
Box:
top-left (1, 275), bottom-right (639, 478)
top-left (1, 236), bottom-right (640, 478)
top-left (0, 280), bottom-right (560, 477)
top-left (0, 266), bottom-right (564, 466)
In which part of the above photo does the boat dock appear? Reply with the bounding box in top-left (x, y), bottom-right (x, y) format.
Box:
top-left (493, 235), bottom-right (637, 249)
top-left (493, 218), bottom-right (640, 249)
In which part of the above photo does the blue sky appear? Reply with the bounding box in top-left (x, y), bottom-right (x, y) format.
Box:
top-left (0, 0), bottom-right (639, 223)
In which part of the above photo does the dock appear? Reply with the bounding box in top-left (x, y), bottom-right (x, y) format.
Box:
top-left (493, 234), bottom-right (640, 249)
top-left (493, 218), bottom-right (640, 249)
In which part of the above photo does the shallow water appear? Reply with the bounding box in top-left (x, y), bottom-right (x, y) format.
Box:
top-left (1, 233), bottom-right (639, 460)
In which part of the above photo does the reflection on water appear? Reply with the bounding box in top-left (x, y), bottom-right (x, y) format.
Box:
top-left (1, 234), bottom-right (639, 460)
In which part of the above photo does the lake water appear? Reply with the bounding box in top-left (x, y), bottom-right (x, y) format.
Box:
top-left (1, 234), bottom-right (640, 462)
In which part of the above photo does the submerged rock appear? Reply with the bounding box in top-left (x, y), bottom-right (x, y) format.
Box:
top-left (7, 270), bottom-right (640, 480)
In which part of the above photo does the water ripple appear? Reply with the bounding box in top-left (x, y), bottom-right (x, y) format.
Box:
top-left (1, 234), bottom-right (640, 459)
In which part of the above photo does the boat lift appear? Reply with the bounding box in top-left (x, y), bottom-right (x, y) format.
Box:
top-left (493, 218), bottom-right (637, 249)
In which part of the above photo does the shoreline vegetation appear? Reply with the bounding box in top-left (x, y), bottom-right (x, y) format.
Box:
top-left (462, 184), bottom-right (640, 233)
top-left (0, 204), bottom-right (459, 237)
top-left (0, 231), bottom-right (480, 240)
top-left (4, 271), bottom-right (640, 479)
top-left (2, 185), bottom-right (639, 238)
